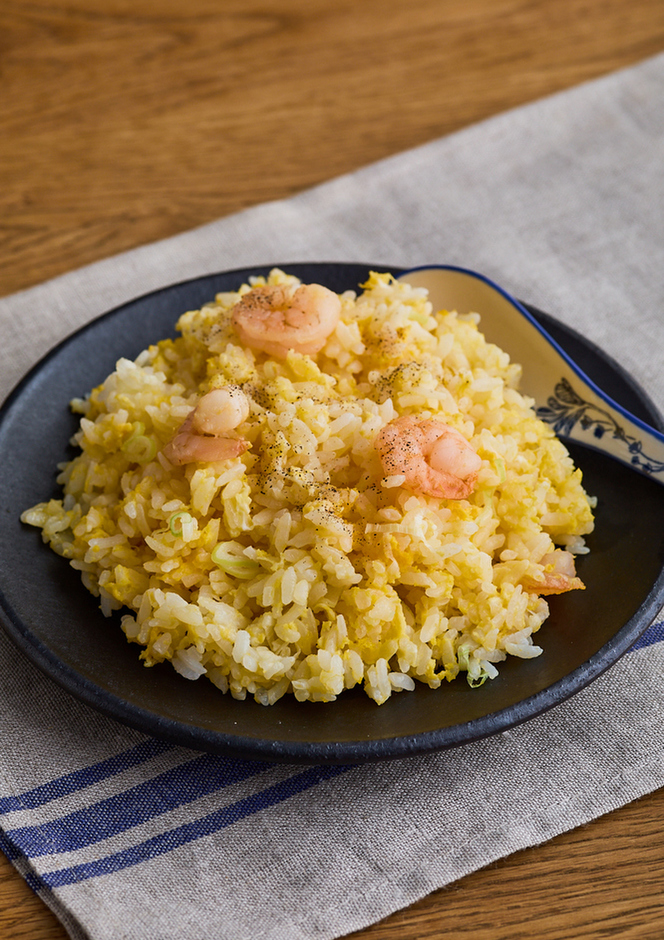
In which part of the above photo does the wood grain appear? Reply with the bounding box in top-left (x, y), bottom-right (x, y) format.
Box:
top-left (1, 0), bottom-right (664, 937)
top-left (2, 0), bottom-right (664, 297)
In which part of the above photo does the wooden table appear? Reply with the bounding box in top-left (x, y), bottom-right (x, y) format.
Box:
top-left (2, 1), bottom-right (664, 936)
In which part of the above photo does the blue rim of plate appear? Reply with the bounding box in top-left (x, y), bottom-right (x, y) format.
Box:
top-left (1, 262), bottom-right (664, 764)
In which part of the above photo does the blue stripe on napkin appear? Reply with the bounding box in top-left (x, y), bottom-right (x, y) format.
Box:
top-left (0, 738), bottom-right (172, 815)
top-left (26, 763), bottom-right (351, 890)
top-left (5, 754), bottom-right (273, 858)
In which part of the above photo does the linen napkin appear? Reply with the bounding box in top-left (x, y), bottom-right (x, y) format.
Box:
top-left (1, 52), bottom-right (664, 940)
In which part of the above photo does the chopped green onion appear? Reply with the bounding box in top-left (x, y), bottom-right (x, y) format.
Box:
top-left (211, 544), bottom-right (260, 579)
top-left (122, 423), bottom-right (156, 463)
top-left (169, 511), bottom-right (193, 536)
top-left (467, 672), bottom-right (489, 688)
top-left (127, 436), bottom-right (157, 463)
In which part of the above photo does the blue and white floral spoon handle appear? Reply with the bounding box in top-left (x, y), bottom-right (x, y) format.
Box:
top-left (398, 265), bottom-right (664, 483)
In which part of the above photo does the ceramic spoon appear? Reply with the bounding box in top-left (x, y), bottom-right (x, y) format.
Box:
top-left (397, 264), bottom-right (664, 483)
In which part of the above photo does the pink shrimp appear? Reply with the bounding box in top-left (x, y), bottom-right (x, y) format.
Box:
top-left (162, 386), bottom-right (251, 466)
top-left (231, 282), bottom-right (341, 358)
top-left (523, 549), bottom-right (585, 595)
top-left (374, 416), bottom-right (482, 500)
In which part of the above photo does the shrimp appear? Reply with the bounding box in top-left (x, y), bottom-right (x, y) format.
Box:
top-left (162, 386), bottom-right (251, 466)
top-left (231, 282), bottom-right (341, 358)
top-left (523, 549), bottom-right (585, 595)
top-left (374, 416), bottom-right (482, 500)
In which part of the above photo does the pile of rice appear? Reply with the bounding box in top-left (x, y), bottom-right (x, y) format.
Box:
top-left (22, 269), bottom-right (595, 705)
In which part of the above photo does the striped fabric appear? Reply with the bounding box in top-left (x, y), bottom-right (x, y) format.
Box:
top-left (2, 752), bottom-right (350, 891)
top-left (0, 623), bottom-right (663, 939)
top-left (3, 625), bottom-right (664, 891)
top-left (1, 52), bottom-right (664, 940)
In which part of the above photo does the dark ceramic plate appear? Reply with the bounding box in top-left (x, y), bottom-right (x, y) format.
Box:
top-left (1, 263), bottom-right (664, 764)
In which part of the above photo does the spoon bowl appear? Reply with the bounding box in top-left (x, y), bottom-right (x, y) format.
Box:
top-left (399, 265), bottom-right (664, 483)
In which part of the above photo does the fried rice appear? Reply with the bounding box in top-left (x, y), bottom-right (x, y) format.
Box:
top-left (21, 269), bottom-right (595, 705)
